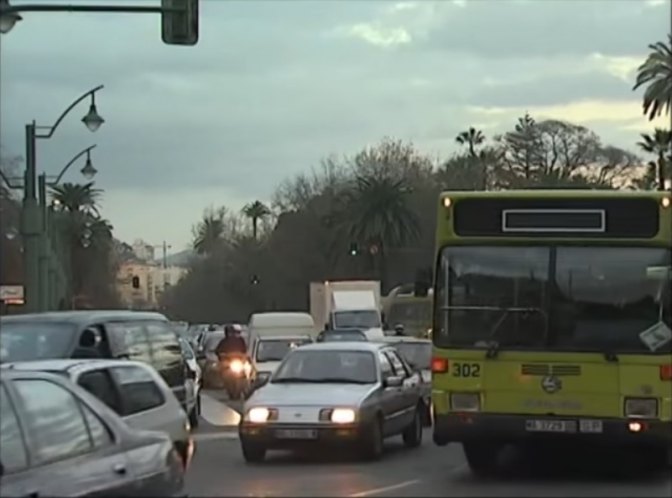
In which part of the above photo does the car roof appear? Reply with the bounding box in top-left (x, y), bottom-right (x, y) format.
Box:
top-left (0, 310), bottom-right (167, 325)
top-left (297, 341), bottom-right (386, 353)
top-left (2, 359), bottom-right (155, 374)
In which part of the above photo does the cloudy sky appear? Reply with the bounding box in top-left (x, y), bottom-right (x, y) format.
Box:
top-left (1, 0), bottom-right (669, 253)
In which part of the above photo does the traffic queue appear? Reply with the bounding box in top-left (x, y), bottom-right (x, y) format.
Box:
top-left (0, 303), bottom-right (431, 496)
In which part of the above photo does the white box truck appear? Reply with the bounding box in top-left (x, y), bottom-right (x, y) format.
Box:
top-left (309, 280), bottom-right (385, 340)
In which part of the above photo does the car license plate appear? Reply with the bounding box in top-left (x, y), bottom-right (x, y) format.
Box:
top-left (525, 419), bottom-right (577, 433)
top-left (275, 429), bottom-right (317, 440)
top-left (579, 419), bottom-right (603, 433)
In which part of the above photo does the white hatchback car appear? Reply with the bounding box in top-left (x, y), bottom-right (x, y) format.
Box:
top-left (5, 359), bottom-right (195, 469)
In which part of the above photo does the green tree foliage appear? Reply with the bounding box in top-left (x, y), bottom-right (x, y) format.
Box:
top-left (160, 116), bottom-right (651, 322)
top-left (49, 182), bottom-right (120, 308)
top-left (636, 128), bottom-right (672, 190)
top-left (633, 35), bottom-right (672, 121)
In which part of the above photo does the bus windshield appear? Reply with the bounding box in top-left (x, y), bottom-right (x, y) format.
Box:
top-left (434, 246), bottom-right (672, 354)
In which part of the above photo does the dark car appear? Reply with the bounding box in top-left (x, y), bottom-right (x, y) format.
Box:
top-left (0, 368), bottom-right (185, 497)
top-left (316, 329), bottom-right (368, 342)
top-left (0, 311), bottom-right (189, 414)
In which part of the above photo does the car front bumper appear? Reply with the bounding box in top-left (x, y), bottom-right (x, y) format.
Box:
top-left (239, 423), bottom-right (365, 448)
top-left (433, 412), bottom-right (672, 448)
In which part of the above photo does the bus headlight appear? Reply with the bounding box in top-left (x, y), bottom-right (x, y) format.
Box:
top-left (450, 392), bottom-right (480, 412)
top-left (624, 398), bottom-right (657, 418)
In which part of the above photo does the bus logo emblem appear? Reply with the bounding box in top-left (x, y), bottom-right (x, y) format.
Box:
top-left (541, 376), bottom-right (562, 394)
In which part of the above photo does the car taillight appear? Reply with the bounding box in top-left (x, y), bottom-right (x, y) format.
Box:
top-left (660, 364), bottom-right (672, 381)
top-left (432, 357), bottom-right (448, 374)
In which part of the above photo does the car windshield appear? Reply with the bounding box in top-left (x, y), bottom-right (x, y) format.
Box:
top-left (257, 338), bottom-right (312, 362)
top-left (434, 246), bottom-right (672, 354)
top-left (273, 350), bottom-right (377, 384)
top-left (0, 321), bottom-right (77, 362)
top-left (394, 342), bottom-right (432, 369)
top-left (333, 310), bottom-right (380, 329)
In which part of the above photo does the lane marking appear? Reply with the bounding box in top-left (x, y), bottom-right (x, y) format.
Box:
top-left (192, 431), bottom-right (239, 442)
top-left (348, 479), bottom-right (421, 497)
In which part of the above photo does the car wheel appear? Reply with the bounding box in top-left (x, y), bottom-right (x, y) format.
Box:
top-left (463, 442), bottom-right (500, 477)
top-left (361, 416), bottom-right (384, 461)
top-left (402, 406), bottom-right (423, 448)
top-left (241, 440), bottom-right (266, 463)
top-left (189, 405), bottom-right (199, 428)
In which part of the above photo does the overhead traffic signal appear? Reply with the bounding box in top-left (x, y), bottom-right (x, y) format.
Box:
top-left (250, 274), bottom-right (260, 285)
top-left (162, 0), bottom-right (199, 46)
top-left (349, 242), bottom-right (359, 256)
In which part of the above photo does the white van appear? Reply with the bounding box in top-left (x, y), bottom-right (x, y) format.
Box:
top-left (247, 312), bottom-right (317, 385)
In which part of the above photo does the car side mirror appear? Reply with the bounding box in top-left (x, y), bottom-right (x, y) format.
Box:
top-left (384, 376), bottom-right (403, 388)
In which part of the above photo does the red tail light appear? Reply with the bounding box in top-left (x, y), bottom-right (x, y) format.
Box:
top-left (432, 357), bottom-right (449, 374)
top-left (660, 364), bottom-right (672, 381)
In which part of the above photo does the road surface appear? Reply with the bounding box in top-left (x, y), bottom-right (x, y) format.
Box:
top-left (187, 390), bottom-right (672, 497)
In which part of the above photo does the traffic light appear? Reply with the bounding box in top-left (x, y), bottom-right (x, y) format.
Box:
top-left (162, 0), bottom-right (199, 46)
top-left (349, 242), bottom-right (359, 256)
top-left (132, 276), bottom-right (140, 289)
top-left (250, 274), bottom-right (260, 285)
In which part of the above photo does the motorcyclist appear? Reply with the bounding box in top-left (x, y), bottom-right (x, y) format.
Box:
top-left (393, 323), bottom-right (405, 337)
top-left (216, 324), bottom-right (247, 357)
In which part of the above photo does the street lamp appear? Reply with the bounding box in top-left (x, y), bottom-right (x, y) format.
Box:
top-left (80, 153), bottom-right (98, 180)
top-left (20, 85), bottom-right (104, 312)
top-left (0, 0), bottom-right (22, 34)
top-left (81, 95), bottom-right (105, 132)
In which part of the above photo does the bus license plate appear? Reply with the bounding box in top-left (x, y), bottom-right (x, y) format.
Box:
top-left (579, 419), bottom-right (603, 433)
top-left (525, 420), bottom-right (577, 433)
top-left (275, 429), bottom-right (318, 440)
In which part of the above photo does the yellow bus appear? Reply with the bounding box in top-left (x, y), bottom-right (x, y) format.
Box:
top-left (428, 190), bottom-right (672, 474)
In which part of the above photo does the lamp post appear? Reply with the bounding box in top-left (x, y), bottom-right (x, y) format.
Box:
top-left (20, 84), bottom-right (104, 312)
top-left (38, 145), bottom-right (98, 310)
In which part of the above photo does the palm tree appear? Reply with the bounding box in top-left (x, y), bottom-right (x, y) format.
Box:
top-left (192, 208), bottom-right (226, 255)
top-left (637, 128), bottom-right (672, 190)
top-left (338, 174), bottom-right (420, 290)
top-left (242, 200), bottom-right (271, 241)
top-left (633, 35), bottom-right (672, 121)
top-left (455, 127), bottom-right (485, 157)
top-left (50, 182), bottom-right (102, 214)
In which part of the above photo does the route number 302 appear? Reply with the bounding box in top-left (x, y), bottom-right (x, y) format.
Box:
top-left (452, 363), bottom-right (481, 377)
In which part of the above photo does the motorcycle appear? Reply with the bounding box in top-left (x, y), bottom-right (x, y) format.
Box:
top-left (219, 353), bottom-right (252, 400)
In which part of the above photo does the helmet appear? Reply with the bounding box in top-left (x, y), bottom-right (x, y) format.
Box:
top-left (225, 323), bottom-right (242, 336)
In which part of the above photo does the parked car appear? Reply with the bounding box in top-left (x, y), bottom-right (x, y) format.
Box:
top-left (0, 368), bottom-right (186, 497)
top-left (179, 337), bottom-right (202, 427)
top-left (0, 311), bottom-right (191, 416)
top-left (4, 359), bottom-right (195, 470)
top-left (239, 341), bottom-right (426, 463)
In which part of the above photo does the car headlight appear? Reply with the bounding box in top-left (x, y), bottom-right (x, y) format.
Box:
top-left (247, 407), bottom-right (272, 423)
top-left (319, 408), bottom-right (356, 424)
top-left (450, 392), bottom-right (480, 412)
top-left (624, 398), bottom-right (658, 418)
